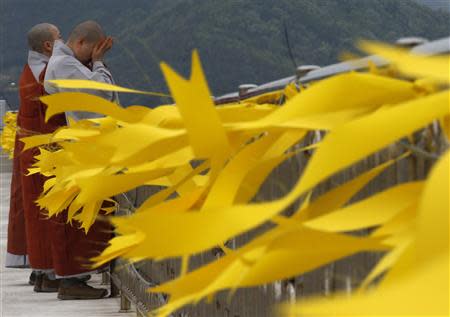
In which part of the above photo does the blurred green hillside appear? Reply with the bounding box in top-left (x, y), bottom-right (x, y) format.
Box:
top-left (1, 0), bottom-right (448, 107)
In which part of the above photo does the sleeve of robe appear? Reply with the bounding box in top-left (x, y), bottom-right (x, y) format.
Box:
top-left (44, 58), bottom-right (119, 120)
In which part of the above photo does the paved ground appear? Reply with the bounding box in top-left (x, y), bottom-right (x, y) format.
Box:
top-left (0, 154), bottom-right (135, 317)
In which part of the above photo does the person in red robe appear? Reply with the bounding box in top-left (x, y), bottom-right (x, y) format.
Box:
top-left (8, 22), bottom-right (112, 299)
top-left (6, 23), bottom-right (62, 291)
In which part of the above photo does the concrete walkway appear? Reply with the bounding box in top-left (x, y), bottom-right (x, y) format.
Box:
top-left (0, 154), bottom-right (135, 316)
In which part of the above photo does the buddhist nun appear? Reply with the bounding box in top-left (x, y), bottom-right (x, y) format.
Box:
top-left (44, 20), bottom-right (119, 119)
top-left (43, 20), bottom-right (116, 300)
top-left (6, 23), bottom-right (62, 293)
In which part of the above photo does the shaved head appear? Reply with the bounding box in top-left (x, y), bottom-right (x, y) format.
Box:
top-left (27, 23), bottom-right (59, 53)
top-left (68, 20), bottom-right (105, 44)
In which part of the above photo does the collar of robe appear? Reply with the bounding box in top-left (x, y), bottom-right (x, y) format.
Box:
top-left (28, 50), bottom-right (49, 82)
top-left (52, 40), bottom-right (75, 57)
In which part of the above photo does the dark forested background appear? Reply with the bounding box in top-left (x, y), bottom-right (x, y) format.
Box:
top-left (415, 0), bottom-right (450, 11)
top-left (0, 0), bottom-right (449, 108)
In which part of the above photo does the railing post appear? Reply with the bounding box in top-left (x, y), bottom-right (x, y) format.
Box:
top-left (120, 291), bottom-right (131, 312)
top-left (296, 65), bottom-right (320, 79)
top-left (395, 36), bottom-right (428, 48)
top-left (101, 271), bottom-right (110, 285)
top-left (109, 260), bottom-right (120, 298)
top-left (238, 84), bottom-right (258, 100)
top-left (136, 309), bottom-right (146, 317)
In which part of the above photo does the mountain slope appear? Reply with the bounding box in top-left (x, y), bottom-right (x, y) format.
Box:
top-left (1, 0), bottom-right (449, 107)
top-left (414, 0), bottom-right (450, 11)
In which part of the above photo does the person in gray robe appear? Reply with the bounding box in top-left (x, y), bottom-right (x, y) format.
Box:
top-left (43, 20), bottom-right (120, 300)
top-left (44, 20), bottom-right (119, 120)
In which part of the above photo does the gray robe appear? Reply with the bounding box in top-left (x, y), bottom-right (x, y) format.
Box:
top-left (44, 40), bottom-right (119, 120)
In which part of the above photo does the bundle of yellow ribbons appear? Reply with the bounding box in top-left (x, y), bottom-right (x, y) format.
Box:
top-left (1, 111), bottom-right (18, 159)
top-left (18, 42), bottom-right (450, 316)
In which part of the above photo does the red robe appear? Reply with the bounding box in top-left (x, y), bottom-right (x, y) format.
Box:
top-left (14, 63), bottom-right (111, 276)
top-left (15, 64), bottom-right (65, 270)
top-left (39, 74), bottom-right (112, 277)
top-left (6, 113), bottom-right (28, 268)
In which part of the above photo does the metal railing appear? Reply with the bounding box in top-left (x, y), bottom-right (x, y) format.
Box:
top-left (214, 36), bottom-right (450, 105)
top-left (108, 36), bottom-right (449, 316)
